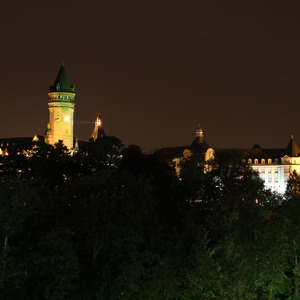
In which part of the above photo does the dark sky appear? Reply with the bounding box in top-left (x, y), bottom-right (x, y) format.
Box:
top-left (1, 1), bottom-right (300, 151)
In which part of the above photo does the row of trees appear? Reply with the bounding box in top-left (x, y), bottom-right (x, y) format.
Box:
top-left (0, 137), bottom-right (300, 299)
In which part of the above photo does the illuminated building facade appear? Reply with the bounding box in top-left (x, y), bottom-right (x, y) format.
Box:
top-left (247, 136), bottom-right (300, 193)
top-left (161, 128), bottom-right (300, 194)
top-left (161, 125), bottom-right (214, 176)
top-left (44, 61), bottom-right (75, 149)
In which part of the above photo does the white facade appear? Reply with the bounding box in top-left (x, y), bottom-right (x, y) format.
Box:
top-left (251, 156), bottom-right (300, 194)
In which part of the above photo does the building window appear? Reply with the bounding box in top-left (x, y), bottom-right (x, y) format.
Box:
top-left (248, 159), bottom-right (252, 164)
top-left (268, 159), bottom-right (272, 164)
top-left (254, 159), bottom-right (258, 164)
top-left (261, 159), bottom-right (265, 164)
top-left (275, 158), bottom-right (278, 164)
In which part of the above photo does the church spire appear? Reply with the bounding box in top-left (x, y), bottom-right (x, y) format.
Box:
top-left (90, 113), bottom-right (106, 141)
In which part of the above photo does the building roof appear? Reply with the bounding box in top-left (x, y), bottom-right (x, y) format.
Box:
top-left (49, 60), bottom-right (75, 93)
top-left (0, 136), bottom-right (44, 150)
top-left (160, 126), bottom-right (209, 158)
top-left (190, 136), bottom-right (209, 153)
top-left (160, 127), bottom-right (300, 164)
top-left (244, 136), bottom-right (300, 160)
top-left (245, 147), bottom-right (286, 159)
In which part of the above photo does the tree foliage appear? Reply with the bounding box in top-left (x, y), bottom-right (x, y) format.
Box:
top-left (0, 141), bottom-right (299, 299)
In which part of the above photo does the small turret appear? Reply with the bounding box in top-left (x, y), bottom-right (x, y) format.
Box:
top-left (191, 124), bottom-right (209, 153)
top-left (195, 124), bottom-right (204, 143)
top-left (74, 136), bottom-right (79, 151)
top-left (286, 134), bottom-right (300, 157)
top-left (44, 122), bottom-right (53, 144)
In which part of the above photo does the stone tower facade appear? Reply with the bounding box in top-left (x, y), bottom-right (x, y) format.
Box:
top-left (45, 61), bottom-right (75, 149)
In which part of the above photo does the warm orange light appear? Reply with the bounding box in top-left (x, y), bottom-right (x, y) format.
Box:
top-left (64, 115), bottom-right (70, 122)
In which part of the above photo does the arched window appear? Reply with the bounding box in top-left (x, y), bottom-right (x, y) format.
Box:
top-left (268, 159), bottom-right (272, 164)
top-left (248, 158), bottom-right (252, 164)
top-left (274, 158), bottom-right (278, 164)
top-left (205, 148), bottom-right (215, 161)
top-left (254, 159), bottom-right (258, 164)
top-left (261, 159), bottom-right (265, 164)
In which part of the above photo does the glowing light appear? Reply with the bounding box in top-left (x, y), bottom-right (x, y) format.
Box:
top-left (64, 115), bottom-right (70, 122)
top-left (96, 119), bottom-right (101, 126)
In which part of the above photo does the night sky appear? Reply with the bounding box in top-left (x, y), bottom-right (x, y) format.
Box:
top-left (2, 1), bottom-right (300, 152)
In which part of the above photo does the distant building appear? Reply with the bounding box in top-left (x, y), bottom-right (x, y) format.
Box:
top-left (160, 125), bottom-right (214, 175)
top-left (247, 136), bottom-right (300, 193)
top-left (0, 135), bottom-right (44, 156)
top-left (161, 127), bottom-right (300, 193)
top-left (0, 61), bottom-right (104, 154)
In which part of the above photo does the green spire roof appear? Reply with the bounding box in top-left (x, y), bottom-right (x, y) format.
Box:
top-left (49, 60), bottom-right (75, 93)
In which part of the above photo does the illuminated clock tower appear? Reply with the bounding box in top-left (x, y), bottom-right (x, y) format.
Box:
top-left (45, 60), bottom-right (75, 149)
